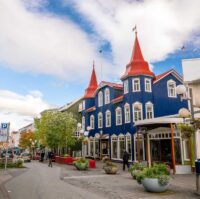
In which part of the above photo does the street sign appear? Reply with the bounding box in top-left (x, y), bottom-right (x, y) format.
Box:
top-left (0, 123), bottom-right (9, 142)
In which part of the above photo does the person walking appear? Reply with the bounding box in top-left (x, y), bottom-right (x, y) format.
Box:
top-left (48, 150), bottom-right (54, 167)
top-left (123, 150), bottom-right (130, 171)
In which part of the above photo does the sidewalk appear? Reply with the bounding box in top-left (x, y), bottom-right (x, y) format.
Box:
top-left (59, 160), bottom-right (199, 199)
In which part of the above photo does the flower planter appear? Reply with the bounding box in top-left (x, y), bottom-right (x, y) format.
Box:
top-left (55, 156), bottom-right (61, 163)
top-left (142, 178), bottom-right (169, 193)
top-left (63, 157), bottom-right (73, 164)
top-left (89, 160), bottom-right (96, 168)
top-left (103, 166), bottom-right (118, 174)
top-left (74, 162), bottom-right (88, 170)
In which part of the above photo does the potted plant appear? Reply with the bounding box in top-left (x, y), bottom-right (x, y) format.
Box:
top-left (178, 123), bottom-right (194, 139)
top-left (103, 161), bottom-right (119, 174)
top-left (74, 157), bottom-right (89, 170)
top-left (134, 163), bottom-right (170, 193)
top-left (128, 162), bottom-right (145, 179)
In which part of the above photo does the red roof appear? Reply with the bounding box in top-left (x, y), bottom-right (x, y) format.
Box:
top-left (112, 95), bottom-right (123, 104)
top-left (84, 63), bottom-right (98, 98)
top-left (121, 33), bottom-right (155, 79)
top-left (101, 81), bottom-right (123, 90)
top-left (86, 106), bottom-right (96, 112)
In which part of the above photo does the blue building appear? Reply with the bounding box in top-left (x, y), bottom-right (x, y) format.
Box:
top-left (79, 33), bottom-right (188, 168)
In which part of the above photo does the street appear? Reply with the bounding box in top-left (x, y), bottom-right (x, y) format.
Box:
top-left (0, 161), bottom-right (198, 199)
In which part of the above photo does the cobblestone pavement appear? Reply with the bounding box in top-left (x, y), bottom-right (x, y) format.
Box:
top-left (60, 161), bottom-right (199, 199)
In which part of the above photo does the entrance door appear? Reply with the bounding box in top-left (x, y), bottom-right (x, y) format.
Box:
top-left (101, 140), bottom-right (109, 158)
top-left (150, 140), bottom-right (171, 165)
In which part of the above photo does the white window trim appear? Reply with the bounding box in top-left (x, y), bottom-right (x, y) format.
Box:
top-left (145, 78), bottom-right (152, 92)
top-left (132, 102), bottom-right (143, 122)
top-left (167, 79), bottom-right (177, 98)
top-left (132, 78), bottom-right (141, 92)
top-left (118, 134), bottom-right (125, 160)
top-left (82, 116), bottom-right (85, 131)
top-left (104, 88), bottom-right (110, 104)
top-left (98, 91), bottom-right (103, 107)
top-left (145, 102), bottom-right (154, 119)
top-left (183, 139), bottom-right (190, 161)
top-left (116, 107), bottom-right (122, 125)
top-left (90, 115), bottom-right (95, 129)
top-left (98, 112), bottom-right (103, 128)
top-left (105, 110), bottom-right (111, 127)
top-left (124, 103), bottom-right (131, 123)
top-left (111, 135), bottom-right (118, 159)
top-left (126, 133), bottom-right (132, 161)
top-left (124, 79), bottom-right (129, 94)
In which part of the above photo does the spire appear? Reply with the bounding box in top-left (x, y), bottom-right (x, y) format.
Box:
top-left (84, 62), bottom-right (98, 98)
top-left (121, 30), bottom-right (155, 80)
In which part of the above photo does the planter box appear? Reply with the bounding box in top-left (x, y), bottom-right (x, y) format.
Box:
top-left (63, 157), bottom-right (74, 164)
top-left (142, 178), bottom-right (169, 193)
top-left (55, 156), bottom-right (61, 163)
top-left (89, 160), bottom-right (96, 168)
top-left (103, 166), bottom-right (118, 174)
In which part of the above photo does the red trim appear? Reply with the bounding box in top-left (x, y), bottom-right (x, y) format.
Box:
top-left (86, 106), bottom-right (96, 112)
top-left (112, 95), bottom-right (123, 104)
top-left (101, 81), bottom-right (123, 89)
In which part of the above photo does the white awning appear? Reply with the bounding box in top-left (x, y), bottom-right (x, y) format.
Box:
top-left (134, 117), bottom-right (184, 126)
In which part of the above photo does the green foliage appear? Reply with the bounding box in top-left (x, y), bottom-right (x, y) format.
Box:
top-left (133, 163), bottom-right (170, 186)
top-left (128, 162), bottom-right (145, 173)
top-left (70, 138), bottom-right (82, 151)
top-left (74, 158), bottom-right (88, 170)
top-left (0, 159), bottom-right (24, 169)
top-left (34, 110), bottom-right (77, 150)
top-left (178, 124), bottom-right (195, 139)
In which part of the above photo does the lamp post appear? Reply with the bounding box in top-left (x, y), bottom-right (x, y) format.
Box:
top-left (176, 84), bottom-right (200, 194)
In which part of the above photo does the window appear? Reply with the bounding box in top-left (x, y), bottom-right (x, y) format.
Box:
top-left (183, 139), bottom-right (190, 160)
top-left (119, 135), bottom-right (125, 159)
top-left (126, 133), bottom-right (132, 160)
top-left (98, 91), bottom-right (103, 107)
top-left (145, 102), bottom-right (154, 119)
top-left (90, 115), bottom-right (95, 129)
top-left (111, 136), bottom-right (118, 159)
top-left (82, 100), bottom-right (85, 110)
top-left (106, 110), bottom-right (111, 127)
top-left (124, 103), bottom-right (130, 123)
top-left (135, 134), bottom-right (145, 161)
top-left (98, 112), bottom-right (103, 128)
top-left (133, 102), bottom-right (143, 122)
top-left (145, 78), bottom-right (151, 92)
top-left (104, 88), bottom-right (110, 104)
top-left (132, 78), bottom-right (140, 92)
top-left (124, 79), bottom-right (129, 94)
top-left (82, 116), bottom-right (85, 131)
top-left (90, 138), bottom-right (94, 156)
top-left (167, 80), bottom-right (176, 97)
top-left (116, 107), bottom-right (122, 125)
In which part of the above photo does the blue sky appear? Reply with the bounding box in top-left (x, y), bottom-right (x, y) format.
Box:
top-left (0, 0), bottom-right (200, 130)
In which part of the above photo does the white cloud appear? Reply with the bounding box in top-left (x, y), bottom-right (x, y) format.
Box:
top-left (66, 0), bottom-right (200, 74)
top-left (0, 0), bottom-right (114, 81)
top-left (0, 89), bottom-right (52, 130)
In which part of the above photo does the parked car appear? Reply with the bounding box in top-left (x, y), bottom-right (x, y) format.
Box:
top-left (19, 153), bottom-right (31, 162)
top-left (1, 151), bottom-right (13, 158)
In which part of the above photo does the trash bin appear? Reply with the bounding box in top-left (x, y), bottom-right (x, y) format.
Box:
top-left (195, 159), bottom-right (200, 174)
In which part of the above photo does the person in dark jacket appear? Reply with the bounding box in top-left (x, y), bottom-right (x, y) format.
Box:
top-left (48, 150), bottom-right (54, 167)
top-left (123, 150), bottom-right (129, 171)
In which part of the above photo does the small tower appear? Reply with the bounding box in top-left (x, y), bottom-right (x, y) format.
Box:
top-left (121, 30), bottom-right (155, 122)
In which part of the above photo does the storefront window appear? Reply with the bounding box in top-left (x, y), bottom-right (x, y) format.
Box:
top-left (175, 139), bottom-right (182, 164)
top-left (95, 140), bottom-right (99, 157)
top-left (90, 140), bottom-right (94, 156)
top-left (184, 139), bottom-right (190, 160)
top-left (135, 134), bottom-right (145, 161)
top-left (126, 134), bottom-right (132, 160)
top-left (112, 137), bottom-right (118, 159)
top-left (119, 136), bottom-right (125, 159)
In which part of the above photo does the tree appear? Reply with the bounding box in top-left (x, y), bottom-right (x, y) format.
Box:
top-left (19, 131), bottom-right (36, 149)
top-left (34, 110), bottom-right (77, 154)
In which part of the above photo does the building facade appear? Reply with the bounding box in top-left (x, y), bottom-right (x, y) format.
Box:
top-left (79, 33), bottom-right (188, 164)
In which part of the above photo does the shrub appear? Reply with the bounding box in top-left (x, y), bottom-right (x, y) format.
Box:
top-left (128, 162), bottom-right (145, 173)
top-left (74, 158), bottom-right (88, 170)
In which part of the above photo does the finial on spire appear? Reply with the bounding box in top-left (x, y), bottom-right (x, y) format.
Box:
top-left (132, 25), bottom-right (137, 35)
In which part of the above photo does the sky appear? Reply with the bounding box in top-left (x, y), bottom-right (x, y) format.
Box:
top-left (0, 0), bottom-right (200, 131)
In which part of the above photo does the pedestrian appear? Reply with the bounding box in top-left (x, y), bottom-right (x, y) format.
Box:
top-left (48, 150), bottom-right (53, 167)
top-left (123, 150), bottom-right (129, 171)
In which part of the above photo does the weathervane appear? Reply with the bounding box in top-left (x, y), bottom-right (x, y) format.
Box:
top-left (132, 25), bottom-right (137, 35)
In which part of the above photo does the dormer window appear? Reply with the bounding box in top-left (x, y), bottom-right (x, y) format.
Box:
top-left (124, 103), bottom-right (130, 123)
top-left (98, 112), bottom-right (103, 128)
top-left (132, 78), bottom-right (140, 92)
top-left (105, 110), bottom-right (111, 127)
top-left (116, 107), bottom-right (122, 125)
top-left (145, 78), bottom-right (151, 92)
top-left (133, 102), bottom-right (143, 122)
top-left (167, 80), bottom-right (176, 97)
top-left (104, 88), bottom-right (110, 104)
top-left (124, 79), bottom-right (129, 94)
top-left (98, 91), bottom-right (103, 107)
top-left (90, 115), bottom-right (95, 129)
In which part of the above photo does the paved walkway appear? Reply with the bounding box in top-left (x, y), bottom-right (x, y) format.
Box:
top-left (0, 160), bottom-right (199, 199)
